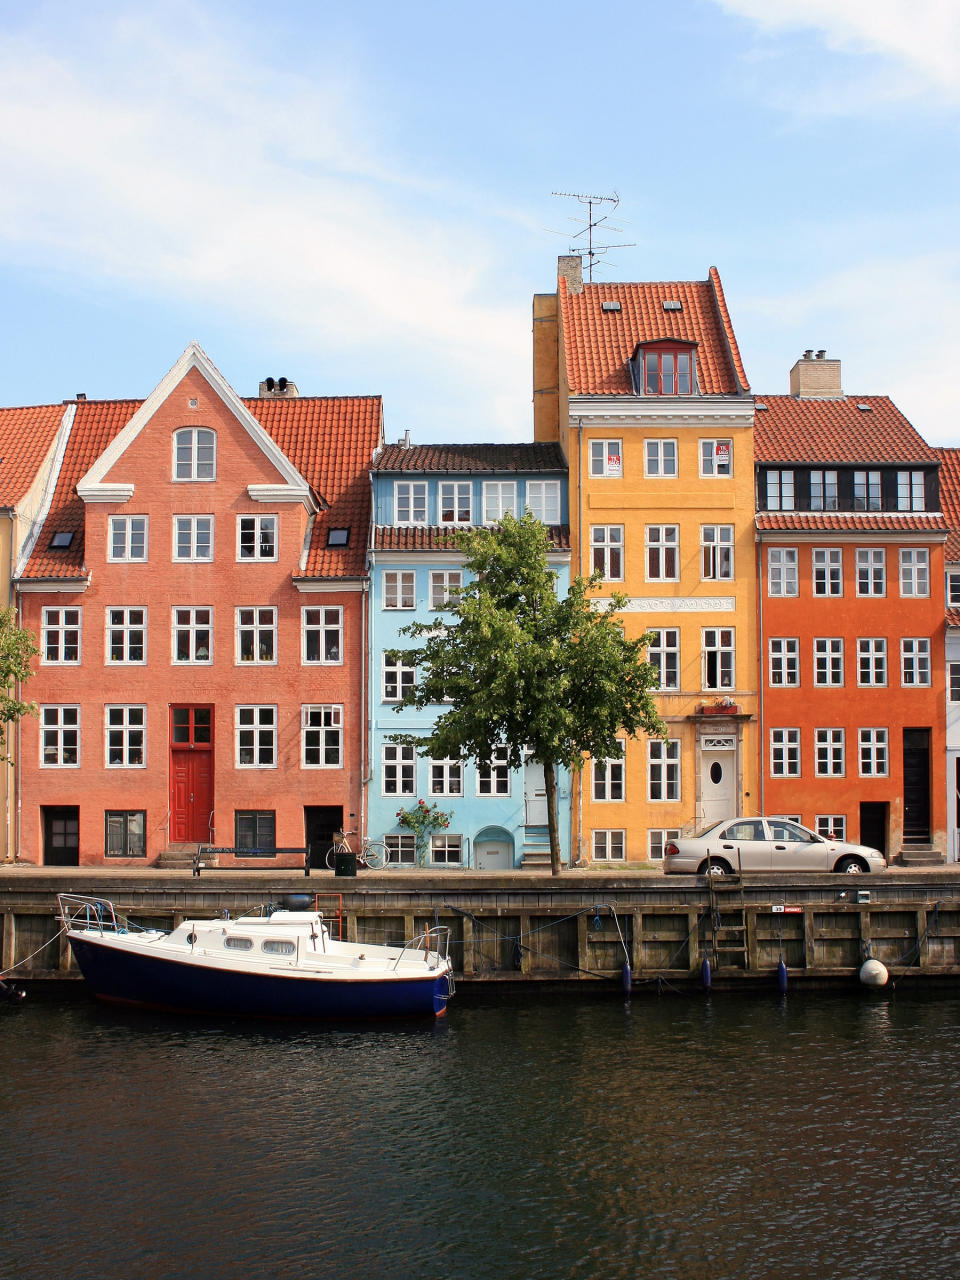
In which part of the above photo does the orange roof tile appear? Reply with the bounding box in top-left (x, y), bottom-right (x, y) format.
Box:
top-left (935, 447), bottom-right (960, 562)
top-left (946, 607), bottom-right (960, 628)
top-left (558, 267), bottom-right (749, 397)
top-left (756, 512), bottom-right (947, 536)
top-left (754, 396), bottom-right (938, 464)
top-left (0, 404), bottom-right (68, 506)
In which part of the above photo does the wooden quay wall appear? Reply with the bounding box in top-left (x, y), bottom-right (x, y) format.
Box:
top-left (3, 868), bottom-right (960, 991)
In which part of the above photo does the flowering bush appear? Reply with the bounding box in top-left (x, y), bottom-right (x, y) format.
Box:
top-left (396, 799), bottom-right (452, 866)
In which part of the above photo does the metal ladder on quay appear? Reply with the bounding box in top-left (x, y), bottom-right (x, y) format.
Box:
top-left (707, 870), bottom-right (749, 971)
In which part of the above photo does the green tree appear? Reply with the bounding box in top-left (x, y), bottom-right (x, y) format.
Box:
top-left (0, 607), bottom-right (38, 763)
top-left (389, 513), bottom-right (665, 874)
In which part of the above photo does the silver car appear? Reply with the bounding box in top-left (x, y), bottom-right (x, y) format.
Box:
top-left (663, 817), bottom-right (886, 875)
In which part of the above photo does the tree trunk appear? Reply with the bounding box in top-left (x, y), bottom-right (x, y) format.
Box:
top-left (543, 760), bottom-right (562, 875)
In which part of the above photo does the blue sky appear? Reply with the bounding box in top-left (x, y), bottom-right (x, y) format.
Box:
top-left (1, 0), bottom-right (958, 443)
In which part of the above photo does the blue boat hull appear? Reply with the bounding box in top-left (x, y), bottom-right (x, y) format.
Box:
top-left (68, 936), bottom-right (451, 1019)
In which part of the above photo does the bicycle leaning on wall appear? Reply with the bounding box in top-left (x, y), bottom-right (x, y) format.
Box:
top-left (325, 830), bottom-right (389, 870)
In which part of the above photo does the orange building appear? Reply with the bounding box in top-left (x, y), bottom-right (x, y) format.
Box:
top-left (14, 344), bottom-right (381, 866)
top-left (756, 354), bottom-right (947, 861)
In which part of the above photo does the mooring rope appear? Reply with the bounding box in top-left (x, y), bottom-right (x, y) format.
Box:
top-left (0, 922), bottom-right (68, 979)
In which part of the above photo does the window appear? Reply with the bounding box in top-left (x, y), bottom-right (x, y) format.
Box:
top-left (395, 481), bottom-right (427, 525)
top-left (383, 571), bottom-right (416, 610)
top-left (769, 638), bottom-right (799, 687)
top-left (901, 638), bottom-right (931, 686)
top-left (526, 480), bottom-right (560, 524)
top-left (854, 471), bottom-right (881, 511)
top-left (591, 526), bottom-right (623, 580)
top-left (105, 811), bottom-right (146, 858)
top-left (859, 728), bottom-right (888, 777)
top-left (174, 515), bottom-right (213, 561)
top-left (431, 834), bottom-right (462, 865)
top-left (643, 348), bottom-right (693, 395)
top-left (172, 607), bottom-right (212, 663)
top-left (646, 525), bottom-right (678, 580)
top-left (42, 607), bottom-right (80, 664)
top-left (770, 728), bottom-right (800, 777)
top-left (593, 755), bottom-right (624, 801)
top-left (856, 548), bottom-right (886, 596)
top-left (767, 547), bottom-right (798, 596)
top-left (105, 705), bottom-right (145, 767)
top-left (430, 758), bottom-right (462, 796)
top-left (383, 655), bottom-right (415, 701)
top-left (40, 706), bottom-right (79, 767)
top-left (236, 607), bottom-right (277, 664)
top-left (701, 525), bottom-right (734, 580)
top-left (302, 606), bottom-right (342, 664)
top-left (814, 638), bottom-right (844, 687)
top-left (900, 548), bottom-right (929, 597)
top-left (235, 811), bottom-right (276, 850)
top-left (593, 830), bottom-right (625, 861)
top-left (810, 470), bottom-right (838, 511)
top-left (235, 705), bottom-right (277, 767)
top-left (700, 439), bottom-right (732, 477)
top-left (702, 627), bottom-right (735, 690)
top-left (301, 705), bottom-right (343, 768)
top-left (648, 629), bottom-right (680, 691)
top-left (327, 528), bottom-right (349, 547)
top-left (897, 470), bottom-right (926, 511)
top-left (109, 515), bottom-right (148, 562)
top-left (483, 481), bottom-right (517, 523)
top-left (950, 662), bottom-right (960, 702)
top-left (812, 549), bottom-right (842, 597)
top-left (439, 482), bottom-right (472, 525)
top-left (648, 740), bottom-right (680, 800)
top-left (948, 572), bottom-right (960, 606)
top-left (174, 427), bottom-right (216, 480)
top-left (815, 728), bottom-right (845, 777)
top-left (857, 638), bottom-right (887, 687)
top-left (816, 815), bottom-right (847, 840)
top-left (648, 829), bottom-right (680, 862)
top-left (590, 439), bottom-right (623, 477)
top-left (430, 570), bottom-right (462, 610)
top-left (237, 515), bottom-right (277, 561)
top-left (644, 439), bottom-right (677, 477)
top-left (104, 608), bottom-right (145, 664)
top-left (384, 833), bottom-right (417, 864)
top-left (766, 471), bottom-right (795, 511)
top-left (477, 747), bottom-right (510, 796)
top-left (382, 743), bottom-right (416, 795)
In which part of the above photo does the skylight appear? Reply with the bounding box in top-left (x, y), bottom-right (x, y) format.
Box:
top-left (49, 531), bottom-right (74, 549)
top-left (662, 300), bottom-right (682, 312)
top-left (857, 403), bottom-right (872, 412)
top-left (327, 528), bottom-right (349, 547)
top-left (601, 301), bottom-right (621, 313)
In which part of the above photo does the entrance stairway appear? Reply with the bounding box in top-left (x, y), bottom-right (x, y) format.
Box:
top-left (897, 842), bottom-right (942, 867)
top-left (156, 843), bottom-right (204, 870)
top-left (521, 825), bottom-right (553, 869)
top-left (707, 873), bottom-right (749, 970)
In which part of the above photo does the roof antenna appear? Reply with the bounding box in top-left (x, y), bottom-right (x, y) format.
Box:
top-left (549, 191), bottom-right (635, 282)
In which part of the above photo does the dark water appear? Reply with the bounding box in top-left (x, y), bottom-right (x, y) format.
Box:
top-left (3, 984), bottom-right (960, 1280)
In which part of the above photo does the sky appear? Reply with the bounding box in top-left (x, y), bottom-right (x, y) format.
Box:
top-left (0, 0), bottom-right (958, 445)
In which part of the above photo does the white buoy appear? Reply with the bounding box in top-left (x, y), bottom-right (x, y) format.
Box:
top-left (859, 958), bottom-right (889, 987)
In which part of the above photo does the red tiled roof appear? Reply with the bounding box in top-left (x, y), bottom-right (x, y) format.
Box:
top-left (0, 404), bottom-right (68, 506)
top-left (935, 447), bottom-right (960, 562)
top-left (756, 512), bottom-right (947, 536)
top-left (558, 266), bottom-right (749, 397)
top-left (375, 524), bottom-right (571, 553)
top-left (20, 394), bottom-right (382, 581)
top-left (754, 395), bottom-right (939, 464)
top-left (946, 608), bottom-right (960, 629)
top-left (375, 442), bottom-right (567, 473)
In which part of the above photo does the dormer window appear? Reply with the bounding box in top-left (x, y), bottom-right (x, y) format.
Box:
top-left (174, 428), bottom-right (216, 481)
top-left (634, 341), bottom-right (696, 396)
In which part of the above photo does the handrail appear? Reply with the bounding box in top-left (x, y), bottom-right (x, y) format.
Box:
top-left (57, 894), bottom-right (123, 935)
top-left (390, 926), bottom-right (452, 972)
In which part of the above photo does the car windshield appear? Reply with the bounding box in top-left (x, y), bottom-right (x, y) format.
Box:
top-left (769, 820), bottom-right (817, 843)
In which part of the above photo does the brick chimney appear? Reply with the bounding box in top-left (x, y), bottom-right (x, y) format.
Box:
top-left (258, 376), bottom-right (300, 399)
top-left (558, 254), bottom-right (583, 295)
top-left (789, 349), bottom-right (842, 399)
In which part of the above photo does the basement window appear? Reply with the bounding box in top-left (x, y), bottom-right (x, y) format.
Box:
top-left (49, 531), bottom-right (74, 549)
top-left (327, 528), bottom-right (349, 547)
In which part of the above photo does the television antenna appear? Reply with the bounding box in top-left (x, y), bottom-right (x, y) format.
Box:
top-left (550, 190), bottom-right (635, 281)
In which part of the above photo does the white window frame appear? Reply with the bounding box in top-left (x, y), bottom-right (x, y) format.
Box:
top-left (105, 705), bottom-right (146, 769)
top-left (648, 628), bottom-right (680, 691)
top-left (814, 637), bottom-right (844, 687)
top-left (648, 829), bottom-right (680, 862)
top-left (812, 548), bottom-right (843, 597)
top-left (383, 570), bottom-right (416, 610)
top-left (897, 470), bottom-right (926, 512)
top-left (430, 570), bottom-right (462, 610)
top-left (770, 728), bottom-right (801, 778)
top-left (858, 727), bottom-right (889, 777)
top-left (769, 638), bottom-right (799, 687)
top-left (382, 743), bottom-right (416, 796)
top-left (644, 439), bottom-right (677, 478)
top-left (950, 661), bottom-right (960, 702)
top-left (383, 655), bottom-right (415, 702)
top-left (235, 705), bottom-right (278, 768)
top-left (237, 514), bottom-right (277, 562)
top-left (857, 637), bottom-right (887, 687)
top-left (590, 439), bottom-right (623, 477)
top-left (701, 525), bottom-right (734, 581)
top-left (591, 525), bottom-right (624, 581)
top-left (525, 480), bottom-right (560, 524)
top-left (439, 481), bottom-right (472, 526)
top-left (648, 739), bottom-right (680, 801)
top-left (699, 438), bottom-right (733, 477)
top-left (815, 727), bottom-right (845, 778)
top-left (768, 547), bottom-right (798, 597)
top-left (41, 607), bottom-right (81, 665)
top-left (816, 815), bottom-right (847, 840)
top-left (947, 571), bottom-right (960, 607)
top-left (476, 747), bottom-right (510, 796)
top-left (108, 515), bottom-right (148, 563)
top-left (301, 704), bottom-right (343, 769)
top-left (395, 481), bottom-right (428, 526)
top-left (483, 481), bottom-right (517, 524)
top-left (105, 607), bottom-right (146, 665)
top-left (593, 753), bottom-right (625, 801)
top-left (40, 705), bottom-right (80, 767)
top-left (174, 427), bottom-right (216, 481)
top-left (853, 471), bottom-right (881, 512)
top-left (173, 515), bottom-right (213, 562)
top-left (172, 607), bottom-right (212, 664)
top-left (702, 627), bottom-right (735, 691)
top-left (766, 470), bottom-right (795, 511)
top-left (430, 757), bottom-right (463, 797)
top-left (900, 638), bottom-right (931, 687)
top-left (592, 829), bottom-right (626, 861)
top-left (301, 606), bottom-right (342, 665)
top-left (431, 834), bottom-right (463, 865)
top-left (645, 525), bottom-right (679, 581)
top-left (856, 548), bottom-right (886, 597)
top-left (810, 469), bottom-right (839, 512)
top-left (899, 548), bottom-right (929, 597)
top-left (236, 607), bottom-right (277, 665)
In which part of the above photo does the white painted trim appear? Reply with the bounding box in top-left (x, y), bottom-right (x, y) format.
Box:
top-left (569, 396), bottom-right (753, 425)
top-left (247, 483), bottom-right (313, 504)
top-left (81, 484), bottom-right (135, 504)
top-left (293, 579), bottom-right (364, 594)
top-left (17, 579), bottom-right (89, 594)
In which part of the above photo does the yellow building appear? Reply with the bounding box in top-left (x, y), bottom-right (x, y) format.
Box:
top-left (534, 256), bottom-right (757, 864)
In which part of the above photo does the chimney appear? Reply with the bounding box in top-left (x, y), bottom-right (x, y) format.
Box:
top-left (558, 254), bottom-right (583, 295)
top-left (400, 429), bottom-right (412, 449)
top-left (258, 375), bottom-right (300, 399)
top-left (789, 349), bottom-right (842, 399)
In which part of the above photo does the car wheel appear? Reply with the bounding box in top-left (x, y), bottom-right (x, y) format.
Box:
top-left (836, 857), bottom-right (866, 874)
top-left (699, 858), bottom-right (731, 876)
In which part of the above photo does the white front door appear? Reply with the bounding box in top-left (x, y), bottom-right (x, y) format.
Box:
top-left (700, 739), bottom-right (737, 827)
top-left (476, 841), bottom-right (512, 870)
top-left (524, 758), bottom-right (548, 824)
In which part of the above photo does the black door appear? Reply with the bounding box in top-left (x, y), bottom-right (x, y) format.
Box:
top-left (903, 728), bottom-right (931, 843)
top-left (43, 806), bottom-right (79, 866)
top-left (304, 805), bottom-right (343, 869)
top-left (859, 802), bottom-right (887, 857)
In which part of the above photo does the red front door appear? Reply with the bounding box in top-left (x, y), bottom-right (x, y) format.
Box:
top-left (169, 706), bottom-right (214, 842)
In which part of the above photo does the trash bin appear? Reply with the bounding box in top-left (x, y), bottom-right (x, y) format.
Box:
top-left (334, 851), bottom-right (357, 877)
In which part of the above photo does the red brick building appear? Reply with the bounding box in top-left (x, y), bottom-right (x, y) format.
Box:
top-left (15, 344), bottom-right (381, 866)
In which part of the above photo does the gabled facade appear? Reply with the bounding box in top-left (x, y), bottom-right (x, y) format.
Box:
top-left (14, 345), bottom-right (382, 866)
top-left (534, 256), bottom-right (757, 864)
top-left (369, 442), bottom-right (572, 868)
top-left (935, 446), bottom-right (960, 862)
top-left (756, 357), bottom-right (947, 860)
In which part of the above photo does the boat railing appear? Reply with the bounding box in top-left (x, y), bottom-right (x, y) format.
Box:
top-left (57, 894), bottom-right (139, 936)
top-left (391, 926), bottom-right (452, 972)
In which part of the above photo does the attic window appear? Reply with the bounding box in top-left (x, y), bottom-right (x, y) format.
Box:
top-left (49, 531), bottom-right (74, 549)
top-left (327, 528), bottom-right (349, 547)
top-left (639, 344), bottom-right (695, 395)
top-left (857, 403), bottom-right (872, 412)
top-left (662, 300), bottom-right (682, 312)
top-left (601, 301), bottom-right (621, 313)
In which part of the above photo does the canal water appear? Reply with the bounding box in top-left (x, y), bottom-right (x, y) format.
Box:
top-left (3, 984), bottom-right (960, 1280)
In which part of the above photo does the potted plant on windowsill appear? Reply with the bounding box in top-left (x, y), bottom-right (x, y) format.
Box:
top-left (700, 697), bottom-right (739, 715)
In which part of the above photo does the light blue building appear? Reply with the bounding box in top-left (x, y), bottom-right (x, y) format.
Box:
top-left (368, 442), bottom-right (571, 869)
